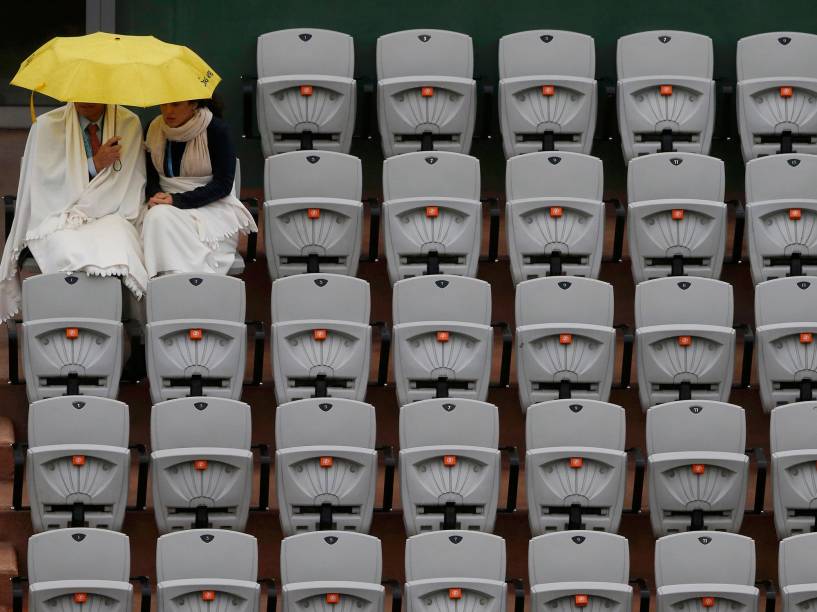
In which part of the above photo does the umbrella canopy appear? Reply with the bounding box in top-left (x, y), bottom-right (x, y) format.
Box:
top-left (11, 31), bottom-right (221, 108)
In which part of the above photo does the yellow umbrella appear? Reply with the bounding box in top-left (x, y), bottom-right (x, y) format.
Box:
top-left (12, 31), bottom-right (221, 119)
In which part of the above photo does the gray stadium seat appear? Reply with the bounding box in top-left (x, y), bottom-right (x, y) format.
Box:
top-left (392, 275), bottom-right (492, 405)
top-left (647, 401), bottom-right (748, 535)
top-left (271, 273), bottom-right (371, 403)
top-left (655, 532), bottom-right (758, 612)
top-left (737, 33), bottom-right (817, 161)
top-left (256, 28), bottom-right (356, 156)
top-left (405, 531), bottom-right (506, 612)
top-left (627, 153), bottom-right (726, 283)
top-left (157, 530), bottom-right (259, 612)
top-left (377, 29), bottom-right (476, 157)
top-left (151, 397), bottom-right (253, 533)
top-left (281, 531), bottom-right (384, 612)
top-left (276, 398), bottom-right (377, 535)
top-left (506, 152), bottom-right (605, 283)
top-left (635, 277), bottom-right (735, 410)
top-left (617, 31), bottom-right (715, 161)
top-left (264, 151), bottom-right (363, 279)
top-left (756, 277), bottom-right (817, 412)
top-left (499, 30), bottom-right (597, 158)
top-left (526, 400), bottom-right (626, 534)
top-left (770, 401), bottom-right (817, 537)
top-left (779, 533), bottom-right (817, 612)
top-left (27, 396), bottom-right (129, 532)
top-left (382, 151), bottom-right (481, 283)
top-left (529, 531), bottom-right (632, 612)
top-left (23, 272), bottom-right (123, 402)
top-left (399, 398), bottom-right (499, 535)
top-left (516, 277), bottom-right (615, 410)
top-left (28, 528), bottom-right (132, 612)
top-left (146, 273), bottom-right (247, 404)
top-left (745, 154), bottom-right (817, 284)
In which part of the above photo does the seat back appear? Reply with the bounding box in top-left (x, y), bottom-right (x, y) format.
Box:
top-left (376, 29), bottom-right (476, 156)
top-left (616, 31), bottom-right (715, 160)
top-left (157, 529), bottom-right (258, 581)
top-left (150, 398), bottom-right (253, 533)
top-left (526, 399), bottom-right (625, 450)
top-left (515, 276), bottom-right (613, 326)
top-left (258, 28), bottom-right (354, 78)
top-left (399, 399), bottom-right (499, 535)
top-left (272, 273), bottom-right (370, 324)
top-left (635, 277), bottom-right (733, 328)
top-left (505, 152), bottom-right (605, 281)
top-left (405, 531), bottom-right (505, 581)
top-left (779, 533), bottom-right (817, 588)
top-left (147, 273), bottom-right (245, 322)
top-left (498, 30), bottom-right (597, 157)
top-left (263, 151), bottom-right (363, 279)
top-left (654, 532), bottom-right (756, 587)
top-left (27, 396), bottom-right (129, 531)
top-left (383, 151), bottom-right (480, 201)
top-left (281, 531), bottom-right (382, 584)
top-left (393, 275), bottom-right (490, 324)
top-left (276, 398), bottom-right (377, 534)
top-left (22, 273), bottom-right (123, 402)
top-left (529, 531), bottom-right (630, 584)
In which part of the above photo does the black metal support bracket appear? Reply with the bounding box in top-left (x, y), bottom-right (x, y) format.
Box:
top-left (734, 323), bottom-right (754, 389)
top-left (12, 576), bottom-right (26, 612)
top-left (629, 578), bottom-right (650, 612)
top-left (363, 197), bottom-right (381, 262)
top-left (598, 82), bottom-right (618, 143)
top-left (726, 199), bottom-right (745, 264)
top-left (127, 444), bottom-right (149, 511)
top-left (499, 446), bottom-right (520, 513)
top-left (241, 76), bottom-right (257, 139)
top-left (12, 442), bottom-right (27, 511)
top-left (131, 575), bottom-right (151, 612)
top-left (473, 81), bottom-right (496, 141)
top-left (251, 443), bottom-right (271, 512)
top-left (7, 318), bottom-right (19, 384)
top-left (614, 324), bottom-right (634, 389)
top-left (748, 446), bottom-right (767, 514)
top-left (507, 578), bottom-right (525, 612)
top-left (756, 580), bottom-right (776, 612)
top-left (480, 197), bottom-right (501, 263)
top-left (245, 321), bottom-right (265, 386)
top-left (604, 198), bottom-right (626, 263)
top-left (714, 81), bottom-right (736, 142)
top-left (371, 321), bottom-right (391, 387)
top-left (257, 578), bottom-right (276, 612)
top-left (491, 321), bottom-right (513, 388)
top-left (239, 197), bottom-right (259, 263)
top-left (382, 579), bottom-right (402, 612)
top-left (624, 447), bottom-right (645, 514)
top-left (376, 445), bottom-right (396, 512)
top-left (4, 194), bottom-right (16, 240)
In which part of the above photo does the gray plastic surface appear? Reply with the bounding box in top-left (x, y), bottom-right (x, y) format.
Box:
top-left (655, 532), bottom-right (756, 586)
top-left (635, 277), bottom-right (733, 328)
top-left (256, 29), bottom-right (356, 156)
top-left (399, 398), bottom-right (498, 448)
top-left (499, 31), bottom-right (597, 157)
top-left (529, 531), bottom-right (630, 584)
top-left (272, 274), bottom-right (370, 323)
top-left (393, 275), bottom-right (490, 324)
top-left (276, 398), bottom-right (377, 534)
top-left (22, 273), bottom-right (123, 402)
top-left (516, 277), bottom-right (613, 326)
top-left (405, 531), bottom-right (506, 580)
top-left (281, 531), bottom-right (382, 583)
top-left (27, 397), bottom-right (129, 532)
top-left (746, 155), bottom-right (817, 283)
top-left (264, 151), bottom-right (362, 279)
top-left (779, 533), bottom-right (817, 588)
top-left (506, 153), bottom-right (605, 281)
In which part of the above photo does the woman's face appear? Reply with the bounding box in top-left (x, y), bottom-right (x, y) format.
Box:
top-left (160, 101), bottom-right (198, 128)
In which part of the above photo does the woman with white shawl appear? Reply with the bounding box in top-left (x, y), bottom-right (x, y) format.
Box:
top-left (0, 102), bottom-right (148, 321)
top-left (142, 98), bottom-right (256, 276)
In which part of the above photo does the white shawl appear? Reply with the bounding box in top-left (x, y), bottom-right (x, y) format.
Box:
top-left (0, 103), bottom-right (146, 320)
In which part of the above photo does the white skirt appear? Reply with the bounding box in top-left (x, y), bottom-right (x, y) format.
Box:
top-left (28, 213), bottom-right (148, 298)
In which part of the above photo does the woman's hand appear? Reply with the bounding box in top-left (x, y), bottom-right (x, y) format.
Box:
top-left (148, 192), bottom-right (173, 207)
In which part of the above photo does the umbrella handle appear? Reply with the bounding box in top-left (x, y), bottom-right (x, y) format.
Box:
top-left (112, 106), bottom-right (121, 171)
top-left (113, 159), bottom-right (122, 171)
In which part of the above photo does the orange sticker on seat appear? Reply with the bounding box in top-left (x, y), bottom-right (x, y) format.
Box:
top-left (313, 329), bottom-right (328, 341)
top-left (559, 334), bottom-right (573, 345)
top-left (300, 85), bottom-right (313, 96)
top-left (678, 336), bottom-right (692, 347)
top-left (66, 327), bottom-right (79, 339)
top-left (550, 206), bottom-right (563, 218)
top-left (801, 332), bottom-right (813, 344)
top-left (307, 208), bottom-right (321, 219)
top-left (575, 595), bottom-right (589, 607)
top-left (569, 457), bottom-right (583, 469)
top-left (189, 328), bottom-right (203, 341)
top-left (202, 591), bottom-right (216, 602)
top-left (74, 593), bottom-right (88, 604)
top-left (692, 464), bottom-right (705, 475)
top-left (671, 209), bottom-right (684, 220)
top-left (326, 594), bottom-right (340, 604)
top-left (790, 208), bottom-right (802, 220)
top-left (436, 331), bottom-right (450, 343)
top-left (443, 455), bottom-right (457, 467)
top-left (449, 589), bottom-right (462, 600)
top-left (660, 84), bottom-right (673, 96)
top-left (320, 456), bottom-right (334, 468)
top-left (780, 86), bottom-right (793, 98)
top-left (72, 455), bottom-right (86, 467)
top-left (421, 86), bottom-right (434, 97)
top-left (541, 85), bottom-right (555, 96)
top-left (194, 459), bottom-right (209, 471)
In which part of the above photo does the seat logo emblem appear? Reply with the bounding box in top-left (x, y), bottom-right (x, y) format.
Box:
top-left (678, 281), bottom-right (691, 290)
top-left (435, 280), bottom-right (449, 288)
top-left (194, 402), bottom-right (208, 410)
top-left (307, 155), bottom-right (320, 164)
top-left (779, 36), bottom-right (792, 45)
top-left (189, 277), bottom-right (203, 286)
top-left (569, 404), bottom-right (583, 412)
top-left (698, 536), bottom-right (712, 545)
top-left (548, 156), bottom-right (561, 165)
top-left (540, 34), bottom-right (554, 43)
top-left (670, 158), bottom-right (683, 166)
top-left (200, 534), bottom-right (214, 543)
top-left (319, 403), bottom-right (333, 411)
top-left (425, 156), bottom-right (438, 164)
top-left (658, 35), bottom-right (672, 44)
top-left (72, 401), bottom-right (85, 409)
top-left (442, 403), bottom-right (456, 412)
top-left (418, 34), bottom-right (431, 43)
top-left (299, 33), bottom-right (312, 42)
top-left (449, 535), bottom-right (463, 544)
top-left (72, 533), bottom-right (86, 542)
top-left (798, 281), bottom-right (811, 290)
top-left (324, 536), bottom-right (338, 544)
top-left (65, 275), bottom-right (79, 285)
top-left (789, 159), bottom-right (801, 167)
top-left (572, 536), bottom-right (586, 544)
top-left (689, 405), bottom-right (703, 414)
top-left (558, 281), bottom-right (572, 290)
top-left (314, 278), bottom-right (328, 287)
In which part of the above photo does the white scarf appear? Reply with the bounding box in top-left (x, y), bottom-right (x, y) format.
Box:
top-left (146, 107), bottom-right (213, 177)
top-left (0, 103), bottom-right (146, 320)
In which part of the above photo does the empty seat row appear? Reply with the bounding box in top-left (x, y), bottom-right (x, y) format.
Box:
top-left (255, 28), bottom-right (817, 162)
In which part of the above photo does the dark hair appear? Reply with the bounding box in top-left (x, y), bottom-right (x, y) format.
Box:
top-left (194, 93), bottom-right (224, 118)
